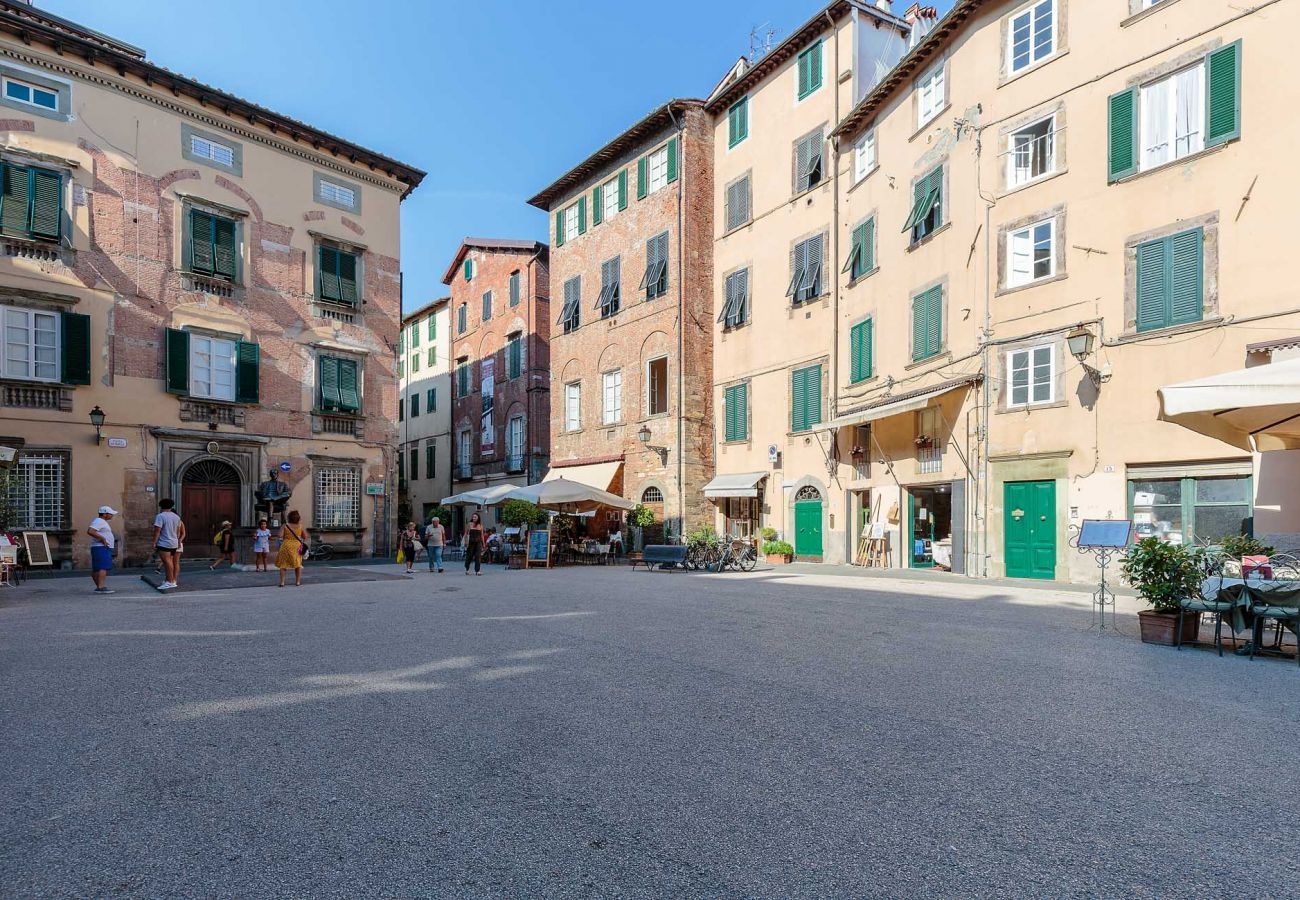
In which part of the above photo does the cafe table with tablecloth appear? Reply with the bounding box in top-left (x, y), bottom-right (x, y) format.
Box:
top-left (1200, 577), bottom-right (1300, 637)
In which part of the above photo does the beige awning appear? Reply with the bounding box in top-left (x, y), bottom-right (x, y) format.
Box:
top-left (505, 478), bottom-right (636, 512)
top-left (702, 472), bottom-right (767, 499)
top-left (543, 460), bottom-right (622, 491)
top-left (1158, 358), bottom-right (1300, 452)
top-left (822, 375), bottom-right (980, 431)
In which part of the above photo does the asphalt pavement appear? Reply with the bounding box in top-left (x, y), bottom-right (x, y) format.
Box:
top-left (1, 563), bottom-right (1295, 898)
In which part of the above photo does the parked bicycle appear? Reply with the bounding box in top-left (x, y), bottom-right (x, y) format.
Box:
top-left (308, 538), bottom-right (335, 561)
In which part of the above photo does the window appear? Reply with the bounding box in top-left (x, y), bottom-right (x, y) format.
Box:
top-left (564, 381), bottom-right (581, 432)
top-left (509, 271), bottom-right (521, 307)
top-left (315, 467), bottom-right (361, 529)
top-left (457, 303), bottom-right (467, 334)
top-left (464, 258), bottom-right (475, 281)
top-left (1007, 219), bottom-right (1055, 287)
top-left (646, 144), bottom-right (670, 194)
top-left (507, 333), bottom-right (523, 379)
top-left (1136, 227), bottom-right (1204, 332)
top-left (844, 218), bottom-right (875, 281)
top-left (719, 268), bottom-right (749, 329)
top-left (853, 131), bottom-right (877, 183)
top-left (164, 328), bottom-right (259, 403)
top-left (409, 446), bottom-right (419, 481)
top-left (601, 172), bottom-right (628, 221)
top-left (598, 257), bottom-right (621, 318)
top-left (725, 174), bottom-right (752, 232)
top-left (911, 286), bottom-right (943, 361)
top-left (1008, 115), bottom-right (1057, 187)
top-left (728, 97), bottom-right (749, 147)
top-left (189, 133), bottom-right (236, 168)
top-left (427, 316), bottom-right (437, 341)
top-left (317, 179), bottom-right (356, 210)
top-left (849, 319), bottom-right (873, 384)
top-left (559, 202), bottom-right (583, 245)
top-left (410, 354), bottom-right (420, 374)
top-left (793, 128), bottom-right (824, 194)
top-left (2, 306), bottom-right (59, 381)
top-left (1109, 43), bottom-right (1240, 181)
top-left (427, 387), bottom-right (436, 411)
top-left (647, 357), bottom-right (668, 416)
top-left (318, 355), bottom-right (361, 412)
top-left (406, 323), bottom-right (419, 349)
top-left (642, 486), bottom-right (664, 505)
top-left (790, 364), bottom-right (822, 433)
top-left (1129, 473), bottom-right (1252, 546)
top-left (427, 347), bottom-right (436, 368)
top-left (3, 77), bottom-right (57, 111)
top-left (916, 62), bottom-right (946, 128)
top-left (458, 430), bottom-right (472, 466)
top-left (398, 357), bottom-right (404, 378)
top-left (6, 453), bottom-right (65, 529)
top-left (641, 232), bottom-right (669, 300)
top-left (456, 358), bottom-right (470, 397)
top-left (398, 397), bottom-right (404, 422)
top-left (189, 209), bottom-right (239, 282)
top-left (904, 166), bottom-right (943, 243)
top-left (507, 416), bottom-right (525, 465)
top-left (1007, 345), bottom-right (1055, 407)
top-left (724, 382), bottom-right (748, 442)
top-left (1008, 0), bottom-right (1055, 75)
top-left (410, 392), bottom-right (420, 417)
top-left (482, 290), bottom-right (493, 322)
top-left (636, 139), bottom-right (678, 200)
top-left (426, 442), bottom-right (437, 480)
top-left (917, 406), bottom-right (944, 473)
top-left (559, 275), bottom-right (581, 334)
top-left (797, 41), bottom-right (823, 100)
top-left (602, 370), bottom-right (622, 424)
top-left (190, 334), bottom-right (237, 401)
top-left (787, 234), bottom-right (824, 305)
top-left (0, 162), bottom-right (63, 242)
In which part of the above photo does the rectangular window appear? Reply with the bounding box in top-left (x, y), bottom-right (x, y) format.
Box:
top-left (315, 467), bottom-right (360, 529)
top-left (598, 256), bottom-right (621, 318)
top-left (849, 319), bottom-right (873, 384)
top-left (719, 268), bottom-right (749, 329)
top-left (646, 144), bottom-right (670, 194)
top-left (2, 306), bottom-right (59, 381)
top-left (317, 355), bottom-right (360, 412)
top-left (457, 430), bottom-right (472, 468)
top-left (797, 41), bottom-right (823, 100)
top-left (507, 416), bottom-right (525, 465)
top-left (482, 290), bottom-right (493, 322)
top-left (641, 232), bottom-right (669, 300)
top-left (793, 128), bottom-right (824, 194)
top-left (317, 179), bottom-right (356, 209)
top-left (464, 259), bottom-right (475, 281)
top-left (427, 387), bottom-right (436, 411)
top-left (916, 62), bottom-right (946, 128)
top-left (1141, 63), bottom-right (1205, 171)
top-left (724, 382), bottom-right (749, 442)
top-left (1135, 227), bottom-right (1204, 332)
top-left (409, 446), bottom-right (419, 481)
top-left (189, 133), bottom-right (236, 168)
top-left (790, 364), bottom-right (822, 433)
top-left (844, 218), bottom-right (875, 281)
top-left (456, 358), bottom-right (470, 397)
top-left (563, 204), bottom-right (580, 243)
top-left (190, 334), bottom-right (237, 401)
top-left (188, 208), bottom-right (238, 282)
top-left (1129, 473), bottom-right (1252, 546)
top-left (6, 453), bottom-right (65, 529)
top-left (457, 304), bottom-right (467, 334)
top-left (426, 442), bottom-right (437, 480)
top-left (1007, 345), bottom-right (1055, 407)
top-left (560, 275), bottom-right (581, 334)
top-left (427, 315), bottom-right (436, 340)
top-left (410, 354), bottom-right (420, 373)
top-left (1007, 115), bottom-right (1057, 187)
top-left (509, 271), bottom-right (521, 306)
top-left (853, 131), bottom-right (877, 183)
top-left (410, 322), bottom-right (421, 348)
top-left (507, 333), bottom-right (523, 379)
top-left (427, 347), bottom-right (436, 368)
top-left (728, 97), bottom-right (749, 147)
top-left (786, 234), bottom-right (824, 305)
top-left (725, 174), bottom-right (752, 232)
top-left (565, 381), bottom-right (581, 432)
top-left (0, 162), bottom-right (63, 242)
top-left (1007, 218), bottom-right (1055, 287)
top-left (904, 166), bottom-right (943, 244)
top-left (647, 357), bottom-right (669, 416)
top-left (410, 392), bottom-right (420, 417)
top-left (1008, 0), bottom-right (1055, 75)
top-left (3, 77), bottom-right (58, 111)
top-left (911, 286), bottom-right (943, 361)
top-left (602, 370), bottom-right (623, 425)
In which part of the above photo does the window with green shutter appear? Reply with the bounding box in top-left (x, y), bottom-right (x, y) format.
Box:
top-left (482, 290), bottom-right (493, 322)
top-left (903, 168), bottom-right (942, 243)
top-left (464, 258), bottom-right (474, 281)
top-left (426, 443), bottom-right (436, 481)
top-left (1205, 41), bottom-right (1241, 147)
top-left (850, 320), bottom-right (873, 383)
top-left (555, 209), bottom-right (565, 247)
top-left (1135, 227), bottom-right (1204, 332)
top-left (189, 209), bottom-right (238, 281)
top-left (235, 340), bottom-right (260, 403)
top-left (410, 447), bottom-right (419, 481)
top-left (911, 286), bottom-right (943, 361)
top-left (427, 387), bottom-right (436, 412)
top-left (797, 41), bottom-right (823, 100)
top-left (318, 245), bottom-right (360, 305)
top-left (164, 327), bottom-right (190, 394)
top-left (509, 271), bottom-right (521, 306)
top-left (728, 97), bottom-right (749, 147)
top-left (1107, 87), bottom-right (1138, 181)
top-left (508, 334), bottom-right (522, 379)
top-left (790, 364), bottom-right (822, 432)
top-left (0, 162), bottom-right (61, 242)
top-left (60, 311), bottom-right (90, 385)
top-left (410, 322), bottom-right (420, 348)
top-left (725, 382), bottom-right (749, 442)
top-left (843, 219), bottom-right (875, 281)
top-left (319, 356), bottom-right (360, 413)
top-left (592, 184), bottom-right (603, 227)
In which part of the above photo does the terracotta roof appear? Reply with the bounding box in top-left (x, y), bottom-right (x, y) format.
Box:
top-left (402, 297), bottom-right (450, 326)
top-left (440, 238), bottom-right (547, 286)
top-left (832, 0), bottom-right (988, 142)
top-left (0, 1), bottom-right (425, 196)
top-left (527, 100), bottom-right (704, 210)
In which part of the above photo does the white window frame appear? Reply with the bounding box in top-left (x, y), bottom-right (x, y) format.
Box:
top-left (189, 133), bottom-right (236, 168)
top-left (457, 430), bottom-right (472, 466)
top-left (1006, 114), bottom-right (1058, 187)
top-left (7, 453), bottom-right (65, 529)
top-left (602, 369), bottom-right (622, 425)
top-left (1007, 218), bottom-right (1056, 288)
top-left (602, 175), bottom-right (621, 222)
top-left (853, 130), bottom-right (877, 183)
top-left (647, 144), bottom-right (669, 194)
top-left (189, 334), bottom-right (237, 401)
top-left (1007, 344), bottom-right (1056, 407)
top-left (565, 381), bottom-right (581, 432)
top-left (2, 305), bottom-right (60, 382)
top-left (646, 356), bottom-right (669, 416)
top-left (916, 62), bottom-right (946, 129)
top-left (317, 179), bottom-right (356, 209)
top-left (1140, 61), bottom-right (1206, 172)
top-left (563, 204), bottom-right (580, 243)
top-left (507, 415), bottom-right (525, 461)
top-left (3, 76), bottom-right (57, 111)
top-left (1007, 0), bottom-right (1056, 76)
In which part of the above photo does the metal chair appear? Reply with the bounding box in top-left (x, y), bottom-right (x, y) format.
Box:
top-left (1178, 546), bottom-right (1239, 657)
top-left (1248, 553), bottom-right (1300, 667)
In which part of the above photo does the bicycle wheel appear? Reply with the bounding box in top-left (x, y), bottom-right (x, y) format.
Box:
top-left (740, 546), bottom-right (757, 572)
top-left (683, 543), bottom-right (700, 571)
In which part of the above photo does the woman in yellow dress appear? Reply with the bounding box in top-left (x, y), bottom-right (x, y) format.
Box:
top-left (276, 509), bottom-right (309, 587)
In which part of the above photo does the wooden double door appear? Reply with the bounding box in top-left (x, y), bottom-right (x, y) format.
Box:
top-left (180, 460), bottom-right (241, 554)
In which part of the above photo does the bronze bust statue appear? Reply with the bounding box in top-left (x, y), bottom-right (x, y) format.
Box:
top-left (255, 468), bottom-right (291, 515)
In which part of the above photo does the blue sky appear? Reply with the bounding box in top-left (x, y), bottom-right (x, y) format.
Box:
top-left (42, 0), bottom-right (952, 313)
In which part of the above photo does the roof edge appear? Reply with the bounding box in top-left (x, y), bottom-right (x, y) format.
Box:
top-left (440, 238), bottom-right (548, 286)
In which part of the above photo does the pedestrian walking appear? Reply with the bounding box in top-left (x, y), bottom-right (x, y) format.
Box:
top-left (463, 512), bottom-right (484, 576)
top-left (152, 498), bottom-right (186, 590)
top-left (252, 519), bottom-right (272, 572)
top-left (400, 522), bottom-right (420, 575)
top-left (609, 528), bottom-right (623, 559)
top-left (424, 517), bottom-right (446, 573)
top-left (87, 505), bottom-right (118, 594)
top-left (209, 520), bottom-right (236, 570)
top-left (276, 510), bottom-right (309, 587)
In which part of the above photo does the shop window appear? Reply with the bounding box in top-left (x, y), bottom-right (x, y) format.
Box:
top-left (1129, 474), bottom-right (1252, 546)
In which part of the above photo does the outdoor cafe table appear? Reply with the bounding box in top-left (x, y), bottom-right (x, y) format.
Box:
top-left (1200, 576), bottom-right (1300, 654)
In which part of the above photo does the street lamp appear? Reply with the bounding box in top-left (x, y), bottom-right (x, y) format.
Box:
top-left (1066, 325), bottom-right (1109, 387)
top-left (637, 424), bottom-right (668, 465)
top-left (89, 405), bottom-right (106, 444)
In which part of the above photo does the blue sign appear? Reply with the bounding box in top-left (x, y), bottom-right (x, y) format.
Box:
top-left (279, 462), bottom-right (292, 472)
top-left (1078, 520), bottom-right (1132, 549)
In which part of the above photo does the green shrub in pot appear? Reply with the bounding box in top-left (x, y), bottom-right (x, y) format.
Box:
top-left (1120, 537), bottom-right (1204, 613)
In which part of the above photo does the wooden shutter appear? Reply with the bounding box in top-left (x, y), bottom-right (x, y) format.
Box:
top-left (925, 288), bottom-right (942, 357)
top-left (29, 169), bottom-right (60, 240)
top-left (577, 196), bottom-right (587, 234)
top-left (60, 311), bottom-right (91, 385)
top-left (235, 340), bottom-right (260, 403)
top-left (1107, 88), bottom-right (1139, 182)
top-left (464, 259), bottom-right (473, 281)
top-left (618, 170), bottom-right (628, 209)
top-left (164, 327), bottom-right (190, 394)
top-left (850, 320), bottom-right (873, 383)
top-left (797, 48), bottom-right (810, 98)
top-left (338, 251), bottom-right (359, 305)
top-left (319, 356), bottom-right (341, 409)
top-left (426, 444), bottom-right (435, 479)
top-left (862, 218), bottom-right (875, 272)
top-left (0, 164), bottom-right (30, 234)
top-left (912, 294), bottom-right (927, 360)
top-left (666, 137), bottom-right (679, 183)
top-left (319, 246), bottom-right (341, 301)
top-left (637, 156), bottom-right (648, 200)
top-left (1135, 237), bottom-right (1168, 332)
top-left (213, 217), bottom-right (237, 280)
top-left (190, 211), bottom-right (214, 274)
top-left (1169, 229), bottom-right (1204, 326)
top-left (592, 184), bottom-right (603, 226)
top-left (1205, 41), bottom-right (1241, 147)
top-left (735, 382), bottom-right (748, 440)
top-left (791, 367), bottom-right (807, 432)
top-left (806, 234), bottom-right (824, 298)
top-left (810, 42), bottom-right (822, 93)
top-left (555, 210), bottom-right (565, 247)
top-left (339, 358), bottom-right (361, 412)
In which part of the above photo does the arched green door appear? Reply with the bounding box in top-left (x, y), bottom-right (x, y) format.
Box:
top-left (793, 486), bottom-right (824, 560)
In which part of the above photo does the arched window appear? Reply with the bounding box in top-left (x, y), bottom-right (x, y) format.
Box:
top-left (642, 486), bottom-right (664, 504)
top-left (794, 485), bottom-right (823, 502)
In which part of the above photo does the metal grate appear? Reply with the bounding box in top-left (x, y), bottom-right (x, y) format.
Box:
top-left (314, 466), bottom-right (360, 529)
top-left (918, 446), bottom-right (942, 475)
top-left (8, 455), bottom-right (65, 528)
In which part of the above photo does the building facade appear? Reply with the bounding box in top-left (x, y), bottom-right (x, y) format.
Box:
top-left (528, 100), bottom-right (715, 539)
top-left (398, 298), bottom-right (451, 524)
top-left (0, 2), bottom-right (422, 566)
top-left (446, 238), bottom-right (550, 531)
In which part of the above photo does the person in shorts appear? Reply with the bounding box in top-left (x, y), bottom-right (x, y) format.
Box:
top-left (210, 520), bottom-right (236, 570)
top-left (152, 499), bottom-right (186, 590)
top-left (424, 517), bottom-right (446, 573)
top-left (87, 506), bottom-right (118, 594)
top-left (252, 519), bottom-right (272, 572)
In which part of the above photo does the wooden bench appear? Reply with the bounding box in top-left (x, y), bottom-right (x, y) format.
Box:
top-left (629, 545), bottom-right (688, 572)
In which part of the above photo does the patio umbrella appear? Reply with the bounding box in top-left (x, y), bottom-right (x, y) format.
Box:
top-left (1158, 357), bottom-right (1300, 451)
top-left (439, 484), bottom-right (519, 507)
top-left (504, 477), bottom-right (636, 512)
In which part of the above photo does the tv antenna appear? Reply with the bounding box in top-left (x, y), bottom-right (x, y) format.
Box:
top-left (749, 24), bottom-right (776, 62)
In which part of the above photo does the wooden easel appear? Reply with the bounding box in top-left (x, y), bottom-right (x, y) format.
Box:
top-left (854, 505), bottom-right (891, 568)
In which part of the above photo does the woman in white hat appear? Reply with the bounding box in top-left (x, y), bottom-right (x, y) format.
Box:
top-left (210, 519), bottom-right (237, 570)
top-left (87, 506), bottom-right (118, 594)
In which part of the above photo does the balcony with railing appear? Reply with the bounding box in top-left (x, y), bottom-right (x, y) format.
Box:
top-left (312, 411), bottom-right (362, 438)
top-left (454, 463), bottom-right (473, 481)
top-left (2, 380), bottom-right (72, 411)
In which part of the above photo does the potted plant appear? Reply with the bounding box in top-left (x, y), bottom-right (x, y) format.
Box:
top-left (1120, 537), bottom-right (1205, 645)
top-left (914, 435), bottom-right (933, 450)
top-left (763, 539), bottom-right (794, 565)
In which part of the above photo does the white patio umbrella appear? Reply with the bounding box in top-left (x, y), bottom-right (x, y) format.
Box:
top-left (1158, 357), bottom-right (1300, 452)
top-left (439, 484), bottom-right (519, 507)
top-left (503, 477), bottom-right (636, 512)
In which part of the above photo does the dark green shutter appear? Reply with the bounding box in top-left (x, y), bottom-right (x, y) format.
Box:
top-left (29, 169), bottom-right (60, 240)
top-left (0, 164), bottom-right (30, 235)
top-left (410, 447), bottom-right (418, 480)
top-left (797, 49), bottom-right (809, 98)
top-left (913, 290), bottom-right (942, 360)
top-left (1135, 238), bottom-right (1167, 332)
top-left (319, 355), bottom-right (341, 409)
top-left (577, 196), bottom-right (587, 234)
top-left (806, 365), bottom-right (822, 427)
top-left (862, 219), bottom-right (875, 273)
top-left (319, 246), bottom-right (341, 301)
top-left (810, 42), bottom-right (823, 93)
top-left (339, 251), bottom-right (359, 305)
top-left (510, 271), bottom-right (520, 306)
top-left (637, 156), bottom-right (648, 199)
top-left (791, 367), bottom-right (807, 432)
top-left (426, 444), bottom-right (435, 479)
top-left (1205, 41), bottom-right (1241, 147)
top-left (165, 327), bottom-right (190, 394)
top-left (213, 216), bottom-right (237, 280)
top-left (555, 210), bottom-right (565, 247)
top-left (850, 320), bottom-right (873, 383)
top-left (1169, 229), bottom-right (1204, 326)
top-left (60, 311), bottom-right (90, 385)
top-left (338, 358), bottom-right (360, 412)
top-left (618, 170), bottom-right (628, 209)
top-left (592, 185), bottom-right (603, 226)
top-left (1107, 88), bottom-right (1139, 182)
top-left (666, 137), bottom-right (679, 184)
top-left (736, 382), bottom-right (748, 440)
top-left (235, 340), bottom-right (259, 403)
top-left (190, 210), bottom-right (214, 273)
top-left (464, 258), bottom-right (473, 281)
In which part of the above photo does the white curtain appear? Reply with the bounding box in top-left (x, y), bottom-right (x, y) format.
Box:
top-left (1174, 64), bottom-right (1205, 159)
top-left (1141, 77), bottom-right (1171, 169)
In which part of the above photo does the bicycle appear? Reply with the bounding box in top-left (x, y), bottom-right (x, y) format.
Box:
top-left (307, 538), bottom-right (334, 561)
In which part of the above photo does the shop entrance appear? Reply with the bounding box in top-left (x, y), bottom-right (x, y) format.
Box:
top-left (908, 484), bottom-right (953, 570)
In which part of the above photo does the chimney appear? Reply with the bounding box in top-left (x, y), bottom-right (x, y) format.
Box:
top-left (876, 0), bottom-right (892, 11)
top-left (905, 4), bottom-right (940, 23)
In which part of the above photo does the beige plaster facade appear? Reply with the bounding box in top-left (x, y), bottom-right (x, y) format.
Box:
top-left (398, 298), bottom-right (452, 524)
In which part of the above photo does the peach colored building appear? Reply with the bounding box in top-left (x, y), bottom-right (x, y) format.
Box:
top-left (398, 298), bottom-right (452, 524)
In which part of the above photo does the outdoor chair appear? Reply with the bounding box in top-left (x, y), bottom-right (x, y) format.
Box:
top-left (1178, 546), bottom-right (1239, 656)
top-left (1248, 553), bottom-right (1300, 667)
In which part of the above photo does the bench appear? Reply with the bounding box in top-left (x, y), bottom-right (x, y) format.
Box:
top-left (629, 545), bottom-right (688, 572)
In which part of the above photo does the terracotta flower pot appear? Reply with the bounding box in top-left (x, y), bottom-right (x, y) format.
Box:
top-left (1137, 609), bottom-right (1202, 646)
top-left (765, 553), bottom-right (792, 565)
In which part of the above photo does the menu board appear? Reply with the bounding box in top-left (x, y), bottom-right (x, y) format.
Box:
top-left (527, 527), bottom-right (550, 568)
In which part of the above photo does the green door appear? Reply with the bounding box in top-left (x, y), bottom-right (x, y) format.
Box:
top-left (794, 500), bottom-right (823, 560)
top-left (1004, 480), bottom-right (1056, 579)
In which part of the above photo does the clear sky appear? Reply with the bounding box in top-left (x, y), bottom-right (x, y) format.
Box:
top-left (40, 0), bottom-right (952, 313)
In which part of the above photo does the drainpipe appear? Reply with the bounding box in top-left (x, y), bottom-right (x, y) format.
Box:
top-left (667, 102), bottom-right (687, 539)
top-left (525, 245), bottom-right (544, 485)
top-left (826, 9), bottom-right (843, 560)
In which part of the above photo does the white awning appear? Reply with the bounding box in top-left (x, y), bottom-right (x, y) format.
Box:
top-left (702, 472), bottom-right (768, 499)
top-left (543, 460), bottom-right (622, 491)
top-left (1158, 357), bottom-right (1300, 452)
top-left (822, 376), bottom-right (980, 431)
top-left (505, 478), bottom-right (636, 512)
top-left (441, 484), bottom-right (518, 507)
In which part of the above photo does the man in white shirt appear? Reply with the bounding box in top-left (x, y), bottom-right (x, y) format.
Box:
top-left (152, 498), bottom-right (186, 591)
top-left (87, 505), bottom-right (118, 595)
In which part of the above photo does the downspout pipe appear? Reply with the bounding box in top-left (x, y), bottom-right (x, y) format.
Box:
top-left (826, 8), bottom-right (844, 560)
top-left (667, 102), bottom-right (687, 539)
top-left (525, 245), bottom-right (544, 485)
